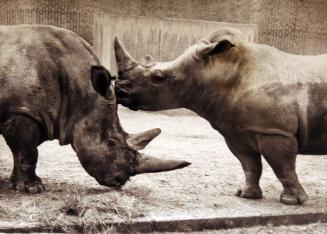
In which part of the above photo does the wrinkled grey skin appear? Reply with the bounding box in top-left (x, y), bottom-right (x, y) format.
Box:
top-left (0, 25), bottom-right (190, 193)
top-left (115, 27), bottom-right (327, 205)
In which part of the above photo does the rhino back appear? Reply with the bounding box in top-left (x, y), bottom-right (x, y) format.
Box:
top-left (229, 45), bottom-right (327, 152)
top-left (0, 25), bottom-right (100, 142)
top-left (242, 44), bottom-right (327, 86)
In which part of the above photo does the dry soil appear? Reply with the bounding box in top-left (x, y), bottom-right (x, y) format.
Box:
top-left (0, 107), bottom-right (326, 232)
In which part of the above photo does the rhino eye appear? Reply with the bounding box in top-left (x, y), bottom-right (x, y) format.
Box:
top-left (151, 75), bottom-right (167, 84)
top-left (108, 139), bottom-right (116, 146)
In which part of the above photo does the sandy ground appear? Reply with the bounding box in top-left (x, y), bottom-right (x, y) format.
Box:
top-left (0, 107), bottom-right (326, 232)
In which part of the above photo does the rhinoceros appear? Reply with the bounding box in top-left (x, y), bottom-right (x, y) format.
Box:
top-left (0, 25), bottom-right (190, 194)
top-left (114, 27), bottom-right (327, 205)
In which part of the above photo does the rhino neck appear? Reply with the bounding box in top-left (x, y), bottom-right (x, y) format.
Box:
top-left (54, 75), bottom-right (86, 145)
top-left (182, 74), bottom-right (241, 136)
top-left (70, 95), bottom-right (125, 154)
top-left (183, 80), bottom-right (227, 116)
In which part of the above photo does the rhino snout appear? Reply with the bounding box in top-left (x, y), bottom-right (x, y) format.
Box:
top-left (115, 83), bottom-right (132, 102)
top-left (115, 89), bottom-right (128, 98)
top-left (97, 173), bottom-right (129, 188)
top-left (115, 87), bottom-right (141, 111)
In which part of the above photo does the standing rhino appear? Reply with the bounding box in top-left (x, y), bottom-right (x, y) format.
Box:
top-left (0, 25), bottom-right (190, 194)
top-left (114, 27), bottom-right (327, 205)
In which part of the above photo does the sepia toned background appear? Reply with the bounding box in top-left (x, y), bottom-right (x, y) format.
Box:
top-left (0, 0), bottom-right (326, 72)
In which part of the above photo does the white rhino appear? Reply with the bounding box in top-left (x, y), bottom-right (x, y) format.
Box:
top-left (114, 27), bottom-right (327, 205)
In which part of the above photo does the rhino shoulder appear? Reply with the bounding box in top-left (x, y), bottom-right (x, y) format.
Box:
top-left (0, 24), bottom-right (99, 64)
top-left (36, 25), bottom-right (99, 62)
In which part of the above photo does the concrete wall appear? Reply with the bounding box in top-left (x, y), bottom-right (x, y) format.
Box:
top-left (0, 0), bottom-right (95, 44)
top-left (0, 0), bottom-right (326, 56)
top-left (95, 0), bottom-right (327, 55)
top-left (256, 0), bottom-right (327, 55)
top-left (94, 14), bottom-right (257, 72)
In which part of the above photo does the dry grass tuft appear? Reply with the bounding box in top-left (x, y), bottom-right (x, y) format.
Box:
top-left (39, 186), bottom-right (141, 232)
top-left (0, 205), bottom-right (12, 219)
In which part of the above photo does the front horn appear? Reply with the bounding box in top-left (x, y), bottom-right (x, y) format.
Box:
top-left (134, 154), bottom-right (191, 174)
top-left (114, 37), bottom-right (138, 72)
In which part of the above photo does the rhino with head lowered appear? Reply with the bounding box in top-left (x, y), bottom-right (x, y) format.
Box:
top-left (114, 27), bottom-right (327, 205)
top-left (0, 25), bottom-right (190, 194)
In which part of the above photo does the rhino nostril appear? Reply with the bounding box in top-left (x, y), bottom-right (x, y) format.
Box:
top-left (114, 175), bottom-right (126, 184)
top-left (116, 90), bottom-right (129, 98)
top-left (102, 174), bottom-right (128, 188)
top-left (117, 71), bottom-right (124, 78)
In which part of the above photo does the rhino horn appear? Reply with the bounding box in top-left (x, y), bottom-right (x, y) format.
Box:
top-left (114, 37), bottom-right (138, 72)
top-left (134, 154), bottom-right (191, 174)
top-left (126, 128), bottom-right (161, 151)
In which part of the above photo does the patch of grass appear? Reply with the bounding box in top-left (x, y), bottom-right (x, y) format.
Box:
top-left (39, 186), bottom-right (142, 233)
top-left (0, 205), bottom-right (12, 219)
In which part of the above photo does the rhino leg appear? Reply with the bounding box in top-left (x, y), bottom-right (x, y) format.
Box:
top-left (10, 156), bottom-right (17, 187)
top-left (258, 135), bottom-right (308, 205)
top-left (226, 140), bottom-right (263, 199)
top-left (3, 115), bottom-right (44, 194)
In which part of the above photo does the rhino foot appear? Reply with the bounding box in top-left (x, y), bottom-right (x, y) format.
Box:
top-left (15, 178), bottom-right (44, 194)
top-left (280, 189), bottom-right (308, 205)
top-left (235, 187), bottom-right (263, 199)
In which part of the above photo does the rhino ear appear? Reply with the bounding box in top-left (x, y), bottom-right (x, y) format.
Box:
top-left (140, 54), bottom-right (155, 67)
top-left (142, 54), bottom-right (155, 64)
top-left (207, 40), bottom-right (234, 55)
top-left (91, 65), bottom-right (112, 96)
top-left (198, 39), bottom-right (234, 58)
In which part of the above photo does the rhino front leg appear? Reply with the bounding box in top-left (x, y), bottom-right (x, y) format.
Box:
top-left (10, 154), bottom-right (17, 187)
top-left (226, 140), bottom-right (263, 199)
top-left (3, 115), bottom-right (44, 194)
top-left (258, 134), bottom-right (308, 205)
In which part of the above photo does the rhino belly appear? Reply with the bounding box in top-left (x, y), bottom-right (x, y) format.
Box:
top-left (299, 83), bottom-right (327, 155)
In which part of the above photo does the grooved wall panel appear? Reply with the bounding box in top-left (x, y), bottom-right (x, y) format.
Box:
top-left (94, 14), bottom-right (257, 72)
top-left (95, 0), bottom-right (327, 55)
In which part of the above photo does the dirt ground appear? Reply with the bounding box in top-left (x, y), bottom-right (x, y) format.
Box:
top-left (0, 107), bottom-right (326, 232)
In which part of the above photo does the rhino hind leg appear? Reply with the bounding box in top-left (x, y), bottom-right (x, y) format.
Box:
top-left (258, 134), bottom-right (308, 205)
top-left (226, 140), bottom-right (263, 199)
top-left (2, 114), bottom-right (44, 194)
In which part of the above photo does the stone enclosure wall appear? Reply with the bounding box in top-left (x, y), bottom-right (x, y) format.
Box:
top-left (95, 0), bottom-right (327, 55)
top-left (0, 0), bottom-right (326, 70)
top-left (0, 0), bottom-right (95, 43)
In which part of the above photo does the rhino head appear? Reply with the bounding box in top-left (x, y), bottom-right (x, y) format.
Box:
top-left (72, 66), bottom-right (190, 188)
top-left (114, 28), bottom-right (247, 112)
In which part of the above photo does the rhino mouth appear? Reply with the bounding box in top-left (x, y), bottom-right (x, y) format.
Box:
top-left (97, 174), bottom-right (129, 188)
top-left (115, 89), bottom-right (130, 103)
top-left (127, 103), bottom-right (139, 111)
top-left (115, 89), bottom-right (140, 111)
